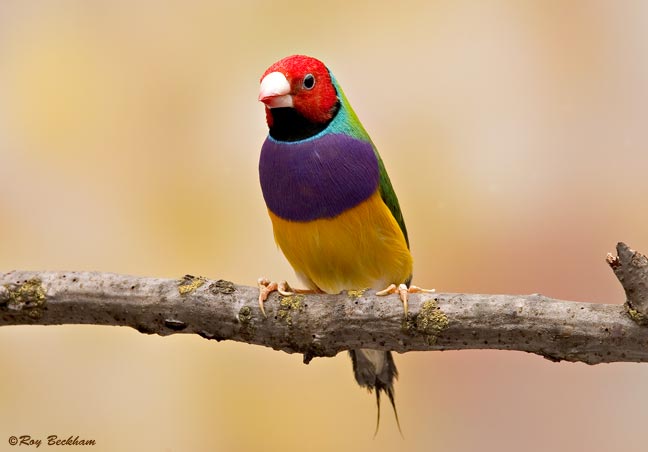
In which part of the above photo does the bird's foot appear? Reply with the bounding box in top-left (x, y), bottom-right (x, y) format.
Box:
top-left (376, 283), bottom-right (435, 317)
top-left (257, 278), bottom-right (322, 317)
top-left (257, 278), bottom-right (293, 317)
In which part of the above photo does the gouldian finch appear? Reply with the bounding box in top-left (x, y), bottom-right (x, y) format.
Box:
top-left (257, 55), bottom-right (429, 433)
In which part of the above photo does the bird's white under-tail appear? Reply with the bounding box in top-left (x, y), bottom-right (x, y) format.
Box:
top-left (348, 348), bottom-right (401, 436)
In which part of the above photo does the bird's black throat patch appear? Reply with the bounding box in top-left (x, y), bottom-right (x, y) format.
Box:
top-left (268, 102), bottom-right (340, 142)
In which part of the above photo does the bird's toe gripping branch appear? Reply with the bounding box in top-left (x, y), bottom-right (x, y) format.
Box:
top-left (257, 278), bottom-right (295, 317)
top-left (376, 284), bottom-right (435, 317)
top-left (257, 278), bottom-right (326, 317)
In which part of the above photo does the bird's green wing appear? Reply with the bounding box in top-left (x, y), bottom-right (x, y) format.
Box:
top-left (374, 150), bottom-right (409, 249)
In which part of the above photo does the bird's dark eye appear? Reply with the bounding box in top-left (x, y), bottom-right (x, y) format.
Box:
top-left (302, 74), bottom-right (315, 90)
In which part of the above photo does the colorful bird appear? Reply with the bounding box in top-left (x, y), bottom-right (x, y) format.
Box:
top-left (257, 55), bottom-right (430, 434)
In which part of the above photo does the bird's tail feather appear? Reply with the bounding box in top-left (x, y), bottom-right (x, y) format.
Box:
top-left (349, 349), bottom-right (402, 437)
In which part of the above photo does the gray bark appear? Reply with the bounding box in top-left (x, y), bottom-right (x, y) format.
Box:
top-left (1, 242), bottom-right (647, 365)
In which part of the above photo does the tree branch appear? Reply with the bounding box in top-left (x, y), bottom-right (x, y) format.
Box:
top-left (2, 242), bottom-right (648, 365)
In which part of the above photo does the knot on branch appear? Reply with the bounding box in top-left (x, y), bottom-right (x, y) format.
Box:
top-left (608, 242), bottom-right (648, 326)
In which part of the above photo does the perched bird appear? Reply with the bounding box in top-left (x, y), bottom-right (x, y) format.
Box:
top-left (257, 55), bottom-right (429, 434)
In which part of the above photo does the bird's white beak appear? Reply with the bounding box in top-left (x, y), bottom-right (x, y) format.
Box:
top-left (258, 72), bottom-right (293, 108)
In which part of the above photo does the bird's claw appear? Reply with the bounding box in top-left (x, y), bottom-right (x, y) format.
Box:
top-left (376, 283), bottom-right (435, 317)
top-left (257, 277), bottom-right (277, 318)
top-left (257, 278), bottom-right (296, 317)
top-left (277, 280), bottom-right (294, 296)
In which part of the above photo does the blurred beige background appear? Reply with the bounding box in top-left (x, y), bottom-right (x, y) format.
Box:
top-left (2, 1), bottom-right (648, 451)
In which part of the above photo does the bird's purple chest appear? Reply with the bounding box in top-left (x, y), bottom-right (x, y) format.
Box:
top-left (259, 133), bottom-right (380, 222)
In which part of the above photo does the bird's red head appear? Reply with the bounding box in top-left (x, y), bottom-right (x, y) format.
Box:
top-left (259, 55), bottom-right (338, 127)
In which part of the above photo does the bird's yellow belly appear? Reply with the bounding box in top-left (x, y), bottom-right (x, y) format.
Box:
top-left (268, 191), bottom-right (412, 294)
